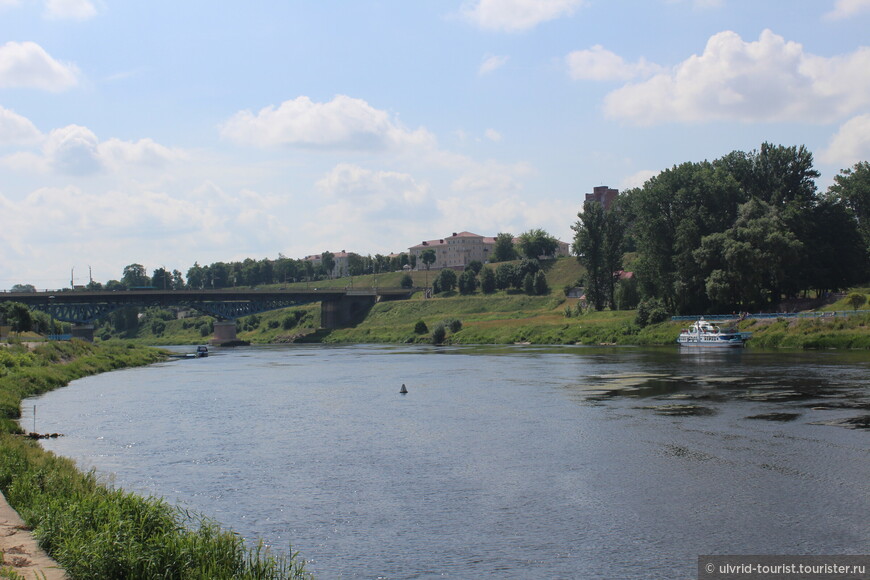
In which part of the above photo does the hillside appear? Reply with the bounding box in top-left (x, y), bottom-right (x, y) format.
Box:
top-left (97, 261), bottom-right (870, 349)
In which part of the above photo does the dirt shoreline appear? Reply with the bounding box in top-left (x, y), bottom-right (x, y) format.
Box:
top-left (0, 489), bottom-right (68, 580)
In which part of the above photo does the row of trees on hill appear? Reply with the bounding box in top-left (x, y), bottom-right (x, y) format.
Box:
top-left (68, 228), bottom-right (565, 293)
top-left (573, 144), bottom-right (870, 316)
top-left (421, 258), bottom-right (549, 296)
top-left (81, 252), bottom-right (420, 292)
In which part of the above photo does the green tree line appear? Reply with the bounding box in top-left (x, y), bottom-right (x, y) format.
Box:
top-left (573, 144), bottom-right (870, 317)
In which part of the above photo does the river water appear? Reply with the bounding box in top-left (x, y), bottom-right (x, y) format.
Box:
top-left (24, 344), bottom-right (870, 579)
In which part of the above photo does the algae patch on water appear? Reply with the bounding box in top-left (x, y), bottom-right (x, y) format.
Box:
top-left (635, 403), bottom-right (717, 416)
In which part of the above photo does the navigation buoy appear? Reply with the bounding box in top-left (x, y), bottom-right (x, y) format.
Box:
top-left (400, 384), bottom-right (408, 394)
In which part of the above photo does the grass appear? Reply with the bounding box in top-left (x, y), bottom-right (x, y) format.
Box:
top-left (77, 256), bottom-right (870, 350)
top-left (0, 341), bottom-right (310, 579)
top-left (740, 312), bottom-right (870, 349)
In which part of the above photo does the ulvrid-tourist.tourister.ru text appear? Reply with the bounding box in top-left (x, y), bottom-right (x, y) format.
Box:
top-left (713, 562), bottom-right (866, 575)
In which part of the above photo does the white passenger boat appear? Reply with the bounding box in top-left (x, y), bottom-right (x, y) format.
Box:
top-left (677, 319), bottom-right (749, 348)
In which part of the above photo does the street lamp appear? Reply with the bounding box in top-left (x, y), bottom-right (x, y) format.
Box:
top-left (48, 295), bottom-right (55, 340)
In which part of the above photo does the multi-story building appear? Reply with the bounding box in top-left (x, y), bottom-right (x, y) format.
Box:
top-left (409, 231), bottom-right (570, 270)
top-left (409, 232), bottom-right (497, 270)
top-left (585, 185), bottom-right (619, 211)
top-left (303, 251), bottom-right (352, 278)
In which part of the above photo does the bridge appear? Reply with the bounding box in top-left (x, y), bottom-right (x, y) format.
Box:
top-left (0, 287), bottom-right (413, 343)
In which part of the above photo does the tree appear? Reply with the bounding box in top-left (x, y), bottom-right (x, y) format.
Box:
top-left (458, 269), bottom-right (478, 295)
top-left (420, 249), bottom-right (436, 271)
top-left (346, 253), bottom-right (366, 276)
top-left (420, 249), bottom-right (437, 290)
top-left (480, 267), bottom-right (496, 294)
top-left (491, 232), bottom-right (517, 262)
top-left (151, 267), bottom-right (172, 290)
top-left (434, 268), bottom-right (457, 293)
top-left (827, 161), bottom-right (870, 254)
top-left (171, 269), bottom-right (185, 290)
top-left (122, 264), bottom-right (150, 288)
top-left (533, 270), bottom-right (549, 295)
top-left (572, 201), bottom-right (608, 310)
top-left (516, 229), bottom-right (559, 260)
top-left (0, 302), bottom-right (32, 333)
top-left (187, 262), bottom-right (205, 289)
top-left (400, 273), bottom-right (414, 289)
top-left (465, 260), bottom-right (483, 275)
top-left (791, 199), bottom-right (867, 295)
top-left (495, 263), bottom-right (516, 290)
top-left (694, 199), bottom-right (802, 310)
top-left (321, 252), bottom-right (336, 278)
top-left (10, 284), bottom-right (36, 293)
top-left (622, 160), bottom-right (744, 313)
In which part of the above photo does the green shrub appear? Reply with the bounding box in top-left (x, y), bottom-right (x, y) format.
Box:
top-left (414, 320), bottom-right (428, 334)
top-left (431, 322), bottom-right (447, 344)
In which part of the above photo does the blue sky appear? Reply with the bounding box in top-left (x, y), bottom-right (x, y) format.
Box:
top-left (1, 0), bottom-right (869, 288)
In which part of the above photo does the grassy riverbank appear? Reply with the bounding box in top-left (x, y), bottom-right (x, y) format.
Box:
top-left (89, 258), bottom-right (870, 349)
top-left (0, 340), bottom-right (310, 579)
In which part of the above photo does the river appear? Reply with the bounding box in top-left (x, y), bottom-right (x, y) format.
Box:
top-left (24, 344), bottom-right (870, 579)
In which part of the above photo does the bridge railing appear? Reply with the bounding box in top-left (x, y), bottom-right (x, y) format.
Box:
top-left (672, 310), bottom-right (867, 322)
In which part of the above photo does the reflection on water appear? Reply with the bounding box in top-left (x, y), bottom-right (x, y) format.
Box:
top-left (23, 344), bottom-right (870, 579)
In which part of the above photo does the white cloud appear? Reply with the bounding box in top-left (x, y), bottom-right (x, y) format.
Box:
top-left (98, 138), bottom-right (188, 171)
top-left (44, 0), bottom-right (96, 20)
top-left (2, 124), bottom-right (186, 175)
top-left (42, 125), bottom-right (101, 175)
top-left (566, 45), bottom-right (662, 81)
top-left (460, 0), bottom-right (586, 32)
top-left (824, 0), bottom-right (870, 20)
top-left (484, 128), bottom-right (502, 142)
top-left (220, 95), bottom-right (435, 151)
top-left (0, 179), bottom-right (298, 285)
top-left (665, 0), bottom-right (724, 8)
top-left (316, 163), bottom-right (429, 208)
top-left (435, 193), bottom-right (576, 243)
top-left (0, 41), bottom-right (79, 91)
top-left (604, 29), bottom-right (870, 125)
top-left (0, 106), bottom-right (42, 145)
top-left (450, 159), bottom-right (533, 193)
top-left (819, 114), bottom-right (870, 167)
top-left (479, 54), bottom-right (509, 75)
top-left (620, 169), bottom-right (660, 190)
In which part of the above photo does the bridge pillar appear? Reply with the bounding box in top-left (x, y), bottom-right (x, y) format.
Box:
top-left (71, 324), bottom-right (95, 342)
top-left (321, 295), bottom-right (376, 329)
top-left (210, 320), bottom-right (238, 345)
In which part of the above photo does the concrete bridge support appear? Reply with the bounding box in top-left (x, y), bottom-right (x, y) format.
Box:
top-left (210, 320), bottom-right (238, 345)
top-left (71, 324), bottom-right (95, 342)
top-left (321, 295), bottom-right (377, 329)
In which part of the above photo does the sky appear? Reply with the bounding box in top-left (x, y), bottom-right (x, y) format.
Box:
top-left (1, 0), bottom-right (869, 289)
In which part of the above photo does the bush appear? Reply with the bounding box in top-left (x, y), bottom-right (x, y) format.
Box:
top-left (442, 318), bottom-right (462, 333)
top-left (400, 273), bottom-right (414, 289)
top-left (523, 272), bottom-right (535, 295)
top-left (534, 271), bottom-right (549, 295)
top-left (635, 298), bottom-right (670, 327)
top-left (846, 292), bottom-right (867, 310)
top-left (430, 322), bottom-right (447, 344)
top-left (414, 320), bottom-right (428, 334)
